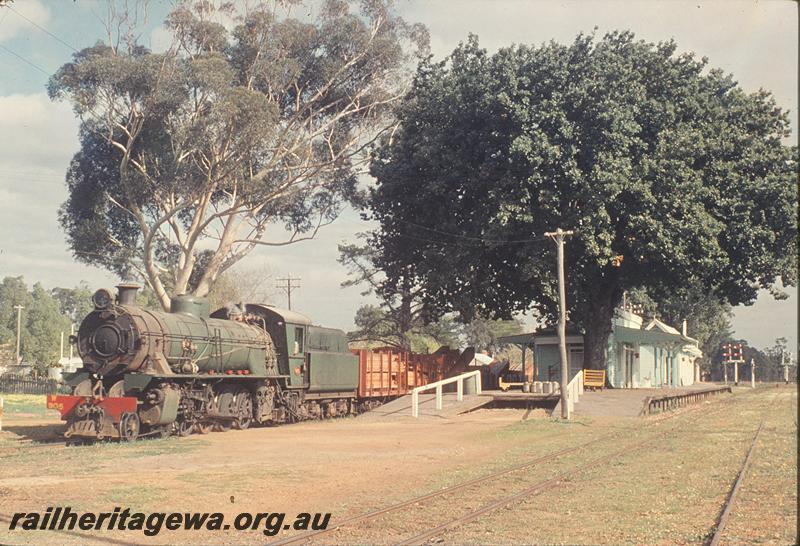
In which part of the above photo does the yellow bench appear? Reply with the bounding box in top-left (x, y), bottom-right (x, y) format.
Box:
top-left (583, 369), bottom-right (606, 390)
top-left (498, 377), bottom-right (525, 391)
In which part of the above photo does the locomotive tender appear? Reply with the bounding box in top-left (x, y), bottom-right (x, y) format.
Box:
top-left (48, 284), bottom-right (361, 443)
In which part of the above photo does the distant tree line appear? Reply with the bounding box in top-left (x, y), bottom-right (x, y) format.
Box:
top-left (0, 277), bottom-right (89, 374)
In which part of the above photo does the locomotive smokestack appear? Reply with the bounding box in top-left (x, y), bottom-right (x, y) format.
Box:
top-left (116, 283), bottom-right (140, 306)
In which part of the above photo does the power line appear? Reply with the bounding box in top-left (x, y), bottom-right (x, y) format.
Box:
top-left (8, 5), bottom-right (78, 52)
top-left (0, 42), bottom-right (50, 75)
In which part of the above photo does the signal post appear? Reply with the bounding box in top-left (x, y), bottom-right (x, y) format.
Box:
top-left (721, 343), bottom-right (744, 386)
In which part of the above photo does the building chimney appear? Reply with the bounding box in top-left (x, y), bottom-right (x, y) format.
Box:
top-left (116, 283), bottom-right (140, 306)
top-left (681, 319), bottom-right (688, 337)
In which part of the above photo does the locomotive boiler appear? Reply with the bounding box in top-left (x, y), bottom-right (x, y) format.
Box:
top-left (48, 284), bottom-right (360, 443)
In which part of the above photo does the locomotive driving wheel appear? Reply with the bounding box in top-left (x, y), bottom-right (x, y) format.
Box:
top-left (177, 419), bottom-right (194, 437)
top-left (213, 390), bottom-right (235, 431)
top-left (195, 421), bottom-right (212, 434)
top-left (234, 390), bottom-right (253, 430)
top-left (119, 412), bottom-right (140, 442)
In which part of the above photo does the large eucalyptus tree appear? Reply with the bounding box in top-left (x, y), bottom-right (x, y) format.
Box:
top-left (50, 0), bottom-right (427, 310)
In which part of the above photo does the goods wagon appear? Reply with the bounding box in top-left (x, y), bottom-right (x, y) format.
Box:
top-left (353, 346), bottom-right (475, 400)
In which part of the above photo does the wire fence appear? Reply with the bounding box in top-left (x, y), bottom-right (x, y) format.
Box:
top-left (0, 374), bottom-right (69, 395)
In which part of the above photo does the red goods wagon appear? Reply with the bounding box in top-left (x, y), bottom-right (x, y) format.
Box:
top-left (352, 347), bottom-right (475, 399)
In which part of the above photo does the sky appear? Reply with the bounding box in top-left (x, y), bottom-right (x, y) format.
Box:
top-left (0, 0), bottom-right (796, 354)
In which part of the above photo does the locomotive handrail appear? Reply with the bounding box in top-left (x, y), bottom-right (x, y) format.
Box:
top-left (410, 370), bottom-right (482, 418)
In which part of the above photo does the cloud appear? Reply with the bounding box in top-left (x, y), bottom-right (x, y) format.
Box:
top-left (0, 92), bottom-right (111, 290)
top-left (0, 93), bottom-right (79, 169)
top-left (0, 0), bottom-right (51, 43)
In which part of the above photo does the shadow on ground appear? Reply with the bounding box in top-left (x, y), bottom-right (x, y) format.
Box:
top-left (0, 423), bottom-right (64, 443)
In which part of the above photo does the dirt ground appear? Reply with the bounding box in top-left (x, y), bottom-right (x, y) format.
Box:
top-left (0, 386), bottom-right (795, 545)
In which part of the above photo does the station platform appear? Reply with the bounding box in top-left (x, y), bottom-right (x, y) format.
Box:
top-left (360, 390), bottom-right (559, 420)
top-left (361, 384), bottom-right (732, 421)
top-left (573, 383), bottom-right (732, 418)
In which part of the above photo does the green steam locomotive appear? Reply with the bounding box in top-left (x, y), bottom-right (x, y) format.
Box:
top-left (48, 284), bottom-right (360, 443)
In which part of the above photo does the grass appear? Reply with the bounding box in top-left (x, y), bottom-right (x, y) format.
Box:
top-left (442, 387), bottom-right (797, 545)
top-left (0, 394), bottom-right (56, 416)
top-left (105, 484), bottom-right (171, 511)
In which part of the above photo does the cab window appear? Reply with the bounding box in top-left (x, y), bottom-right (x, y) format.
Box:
top-left (293, 327), bottom-right (304, 355)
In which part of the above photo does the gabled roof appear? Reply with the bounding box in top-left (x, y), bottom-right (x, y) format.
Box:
top-left (615, 326), bottom-right (685, 346)
top-left (498, 324), bottom-right (583, 347)
top-left (644, 318), bottom-right (681, 335)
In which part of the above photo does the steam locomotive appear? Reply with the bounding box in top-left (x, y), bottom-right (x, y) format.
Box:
top-left (47, 284), bottom-right (364, 443)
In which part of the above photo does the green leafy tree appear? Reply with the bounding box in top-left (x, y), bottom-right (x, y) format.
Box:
top-left (51, 282), bottom-right (95, 324)
top-left (50, 0), bottom-right (428, 310)
top-left (0, 278), bottom-right (71, 373)
top-left (461, 316), bottom-right (524, 353)
top-left (367, 32), bottom-right (797, 369)
top-left (347, 304), bottom-right (453, 352)
top-left (340, 242), bottom-right (423, 350)
top-left (339, 241), bottom-right (462, 351)
top-left (23, 284), bottom-right (71, 373)
top-left (0, 277), bottom-right (32, 348)
top-left (764, 337), bottom-right (793, 381)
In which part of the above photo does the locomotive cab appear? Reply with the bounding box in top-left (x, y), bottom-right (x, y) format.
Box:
top-left (212, 305), bottom-right (327, 387)
top-left (210, 304), bottom-right (359, 396)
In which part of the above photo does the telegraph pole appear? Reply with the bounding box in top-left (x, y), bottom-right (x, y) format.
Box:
top-left (276, 275), bottom-right (301, 310)
top-left (545, 228), bottom-right (574, 420)
top-left (783, 349), bottom-right (789, 384)
top-left (13, 305), bottom-right (23, 364)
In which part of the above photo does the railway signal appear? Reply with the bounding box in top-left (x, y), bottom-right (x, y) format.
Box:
top-left (721, 343), bottom-right (745, 385)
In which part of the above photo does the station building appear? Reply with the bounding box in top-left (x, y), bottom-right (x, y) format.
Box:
top-left (499, 308), bottom-right (703, 388)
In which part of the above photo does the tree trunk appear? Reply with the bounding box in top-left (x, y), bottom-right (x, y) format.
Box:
top-left (398, 279), bottom-right (413, 352)
top-left (582, 291), bottom-right (617, 371)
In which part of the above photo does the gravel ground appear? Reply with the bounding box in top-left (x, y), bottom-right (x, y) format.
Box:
top-left (0, 387), bottom-right (794, 545)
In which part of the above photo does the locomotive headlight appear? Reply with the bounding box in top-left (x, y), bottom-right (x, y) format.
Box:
top-left (92, 288), bottom-right (113, 310)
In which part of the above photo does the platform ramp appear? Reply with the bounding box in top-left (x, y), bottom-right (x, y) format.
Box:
top-left (360, 393), bottom-right (491, 420)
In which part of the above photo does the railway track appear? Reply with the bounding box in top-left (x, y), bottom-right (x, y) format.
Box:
top-left (271, 387), bottom-right (756, 546)
top-left (706, 388), bottom-right (788, 545)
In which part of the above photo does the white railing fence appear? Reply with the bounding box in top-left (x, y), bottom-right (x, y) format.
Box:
top-left (566, 370), bottom-right (584, 415)
top-left (411, 370), bottom-right (482, 418)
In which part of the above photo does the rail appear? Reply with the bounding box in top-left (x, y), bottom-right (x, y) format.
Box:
top-left (411, 370), bottom-right (482, 418)
top-left (640, 385), bottom-right (732, 416)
